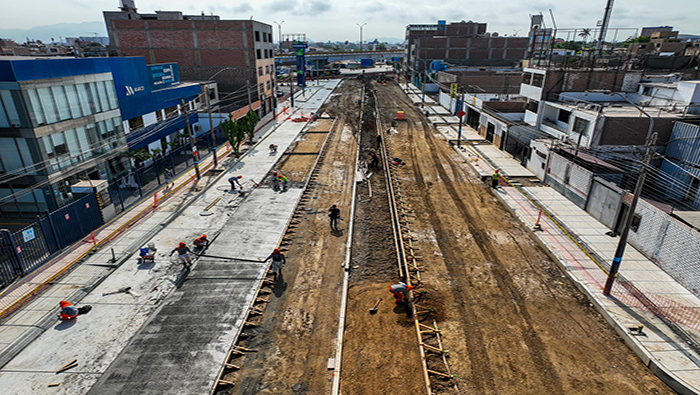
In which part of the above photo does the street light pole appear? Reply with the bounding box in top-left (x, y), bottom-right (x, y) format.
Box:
top-left (181, 99), bottom-right (200, 180)
top-left (600, 92), bottom-right (657, 295)
top-left (204, 85), bottom-right (217, 167)
top-left (273, 21), bottom-right (284, 46)
top-left (457, 89), bottom-right (465, 148)
top-left (357, 23), bottom-right (367, 52)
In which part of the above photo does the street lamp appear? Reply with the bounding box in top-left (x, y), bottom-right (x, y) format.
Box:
top-left (273, 21), bottom-right (284, 46)
top-left (357, 23), bottom-right (367, 52)
top-left (589, 90), bottom-right (657, 295)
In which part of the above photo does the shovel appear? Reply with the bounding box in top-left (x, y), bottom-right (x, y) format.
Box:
top-left (369, 298), bottom-right (383, 315)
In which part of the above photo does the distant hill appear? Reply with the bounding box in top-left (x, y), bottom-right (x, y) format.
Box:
top-left (0, 21), bottom-right (107, 43)
top-left (678, 34), bottom-right (700, 41)
top-left (369, 37), bottom-right (404, 44)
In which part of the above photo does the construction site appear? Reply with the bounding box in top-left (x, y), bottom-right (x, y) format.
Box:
top-left (0, 74), bottom-right (696, 395)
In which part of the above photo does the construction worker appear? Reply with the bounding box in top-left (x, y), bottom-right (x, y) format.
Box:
top-left (58, 301), bottom-right (92, 320)
top-left (328, 204), bottom-right (341, 231)
top-left (263, 248), bottom-right (286, 281)
top-left (193, 234), bottom-right (209, 250)
top-left (229, 175), bottom-right (243, 192)
top-left (389, 282), bottom-right (413, 303)
top-left (277, 174), bottom-right (289, 191)
top-left (369, 153), bottom-right (379, 169)
top-left (377, 133), bottom-right (382, 147)
top-left (492, 169), bottom-right (500, 188)
top-left (170, 242), bottom-right (192, 266)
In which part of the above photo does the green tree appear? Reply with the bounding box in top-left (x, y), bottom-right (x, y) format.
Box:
top-left (578, 28), bottom-right (592, 46)
top-left (377, 43), bottom-right (387, 51)
top-left (242, 110), bottom-right (260, 144)
top-left (221, 114), bottom-right (246, 155)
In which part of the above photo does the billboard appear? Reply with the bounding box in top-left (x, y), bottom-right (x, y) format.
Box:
top-left (148, 63), bottom-right (180, 90)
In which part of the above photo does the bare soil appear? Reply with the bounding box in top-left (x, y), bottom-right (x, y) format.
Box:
top-left (373, 80), bottom-right (674, 395)
top-left (225, 80), bottom-right (362, 395)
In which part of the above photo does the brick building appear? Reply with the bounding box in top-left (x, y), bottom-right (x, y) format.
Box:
top-left (404, 20), bottom-right (529, 83)
top-left (103, 0), bottom-right (275, 115)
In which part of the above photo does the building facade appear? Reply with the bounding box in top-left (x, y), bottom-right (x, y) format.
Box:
top-left (103, 0), bottom-right (276, 116)
top-left (0, 57), bottom-right (128, 216)
top-left (107, 57), bottom-right (201, 153)
top-left (404, 20), bottom-right (529, 84)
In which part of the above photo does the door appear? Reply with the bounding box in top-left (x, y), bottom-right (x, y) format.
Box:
top-left (486, 123), bottom-right (495, 143)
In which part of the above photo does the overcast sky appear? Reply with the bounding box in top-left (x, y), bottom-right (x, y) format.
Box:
top-left (2, 0), bottom-right (699, 41)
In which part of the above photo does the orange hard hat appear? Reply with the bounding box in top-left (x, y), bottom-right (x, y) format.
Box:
top-left (274, 248), bottom-right (280, 253)
top-left (407, 285), bottom-right (414, 291)
top-left (179, 242), bottom-right (186, 246)
top-left (201, 234), bottom-right (207, 238)
top-left (59, 301), bottom-right (71, 308)
top-left (237, 175), bottom-right (242, 178)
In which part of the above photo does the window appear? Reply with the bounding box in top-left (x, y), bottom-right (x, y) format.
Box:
top-left (156, 110), bottom-right (164, 122)
top-left (255, 31), bottom-right (260, 42)
top-left (266, 81), bottom-right (271, 90)
top-left (631, 214), bottom-right (642, 232)
top-left (51, 86), bottom-right (71, 121)
top-left (256, 49), bottom-right (261, 59)
top-left (128, 116), bottom-right (144, 131)
top-left (265, 65), bottom-right (270, 74)
top-left (557, 109), bottom-right (570, 123)
top-left (64, 85), bottom-right (82, 118)
top-left (258, 67), bottom-right (263, 76)
top-left (531, 73), bottom-right (544, 88)
top-left (76, 83), bottom-right (94, 116)
top-left (51, 132), bottom-right (68, 156)
top-left (573, 117), bottom-right (589, 135)
top-left (522, 72), bottom-right (532, 85)
top-left (642, 86), bottom-right (654, 96)
top-left (259, 83), bottom-right (264, 95)
top-left (38, 87), bottom-right (58, 124)
top-left (165, 105), bottom-right (178, 118)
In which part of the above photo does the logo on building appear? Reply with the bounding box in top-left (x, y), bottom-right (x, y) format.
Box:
top-left (125, 86), bottom-right (145, 96)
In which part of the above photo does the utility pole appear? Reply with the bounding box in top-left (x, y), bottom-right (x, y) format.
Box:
top-left (290, 78), bottom-right (294, 108)
top-left (357, 23), bottom-right (367, 52)
top-left (204, 85), bottom-right (217, 167)
top-left (602, 93), bottom-right (656, 295)
top-left (247, 82), bottom-right (253, 112)
top-left (457, 89), bottom-right (465, 148)
top-left (181, 99), bottom-right (200, 180)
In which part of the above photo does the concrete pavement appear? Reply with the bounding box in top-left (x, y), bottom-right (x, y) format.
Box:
top-left (0, 79), bottom-right (340, 394)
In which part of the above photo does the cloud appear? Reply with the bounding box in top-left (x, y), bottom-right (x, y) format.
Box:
top-left (233, 3), bottom-right (253, 13)
top-left (309, 1), bottom-right (331, 13)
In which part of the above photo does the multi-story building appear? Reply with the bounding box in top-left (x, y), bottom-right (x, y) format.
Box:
top-left (404, 20), bottom-right (529, 84)
top-left (103, 0), bottom-right (276, 116)
top-left (640, 26), bottom-right (674, 38)
top-left (0, 57), bottom-right (128, 216)
top-left (107, 57), bottom-right (201, 153)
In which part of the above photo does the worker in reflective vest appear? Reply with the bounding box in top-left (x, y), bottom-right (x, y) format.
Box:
top-left (59, 301), bottom-right (79, 320)
top-left (492, 169), bottom-right (500, 188)
top-left (389, 282), bottom-right (413, 303)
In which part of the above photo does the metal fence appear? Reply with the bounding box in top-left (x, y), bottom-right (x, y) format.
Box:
top-left (0, 193), bottom-right (101, 290)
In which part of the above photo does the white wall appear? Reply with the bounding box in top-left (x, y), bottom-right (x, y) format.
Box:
top-left (524, 109), bottom-right (538, 125)
top-left (520, 84), bottom-right (543, 101)
top-left (527, 139), bottom-right (551, 180)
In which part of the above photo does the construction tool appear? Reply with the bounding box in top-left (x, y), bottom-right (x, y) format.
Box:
top-left (369, 298), bottom-right (383, 315)
top-left (102, 287), bottom-right (132, 296)
top-left (56, 359), bottom-right (78, 373)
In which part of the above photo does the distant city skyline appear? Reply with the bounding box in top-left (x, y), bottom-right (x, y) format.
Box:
top-left (1, 0), bottom-right (699, 43)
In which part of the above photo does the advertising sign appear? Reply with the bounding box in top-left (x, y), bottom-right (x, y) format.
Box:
top-left (148, 63), bottom-right (180, 90)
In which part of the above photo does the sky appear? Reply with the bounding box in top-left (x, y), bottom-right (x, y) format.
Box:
top-left (1, 0), bottom-right (699, 42)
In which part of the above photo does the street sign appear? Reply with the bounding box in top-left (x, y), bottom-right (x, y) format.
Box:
top-left (292, 41), bottom-right (308, 49)
top-left (457, 110), bottom-right (466, 117)
top-left (22, 228), bottom-right (35, 243)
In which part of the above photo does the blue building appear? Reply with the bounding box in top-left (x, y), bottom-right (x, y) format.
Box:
top-left (107, 57), bottom-right (201, 153)
top-left (0, 57), bottom-right (128, 216)
top-left (0, 56), bottom-right (200, 218)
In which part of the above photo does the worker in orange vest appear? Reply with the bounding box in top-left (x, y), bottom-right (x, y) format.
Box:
top-left (193, 234), bottom-right (209, 250)
top-left (389, 282), bottom-right (413, 303)
top-left (58, 300), bottom-right (92, 320)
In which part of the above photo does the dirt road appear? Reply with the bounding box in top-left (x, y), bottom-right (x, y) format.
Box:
top-left (226, 80), bottom-right (361, 394)
top-left (374, 80), bottom-right (673, 395)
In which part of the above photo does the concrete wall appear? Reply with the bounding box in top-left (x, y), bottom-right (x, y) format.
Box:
top-left (438, 70), bottom-right (524, 94)
top-left (545, 152), bottom-right (594, 208)
top-left (599, 116), bottom-right (675, 146)
top-left (527, 140), bottom-right (550, 180)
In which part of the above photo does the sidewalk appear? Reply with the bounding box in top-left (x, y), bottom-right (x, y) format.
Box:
top-left (0, 79), bottom-right (340, 394)
top-left (424, 97), bottom-right (700, 393)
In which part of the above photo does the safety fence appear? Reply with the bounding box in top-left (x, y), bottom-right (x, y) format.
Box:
top-left (0, 193), bottom-right (100, 290)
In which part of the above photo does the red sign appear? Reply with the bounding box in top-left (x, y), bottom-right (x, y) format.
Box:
top-left (85, 203), bottom-right (90, 209)
top-left (16, 246), bottom-right (21, 254)
top-left (65, 214), bottom-right (70, 220)
top-left (457, 110), bottom-right (466, 117)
